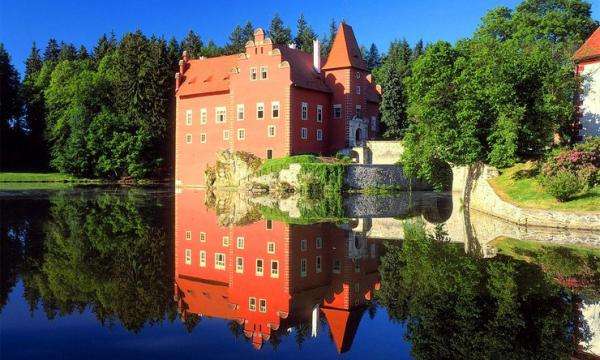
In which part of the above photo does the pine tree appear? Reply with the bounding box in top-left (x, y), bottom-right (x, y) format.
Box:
top-left (22, 43), bottom-right (48, 169)
top-left (180, 30), bottom-right (203, 58)
top-left (0, 43), bottom-right (24, 169)
top-left (412, 39), bottom-right (424, 59)
top-left (322, 19), bottom-right (337, 57)
top-left (242, 21), bottom-right (255, 43)
top-left (201, 40), bottom-right (222, 58)
top-left (365, 43), bottom-right (381, 70)
top-left (78, 45), bottom-right (89, 60)
top-left (226, 25), bottom-right (247, 54)
top-left (268, 14), bottom-right (292, 45)
top-left (93, 32), bottom-right (117, 63)
top-left (294, 14), bottom-right (316, 53)
top-left (58, 42), bottom-right (77, 61)
top-left (167, 36), bottom-right (181, 69)
top-left (380, 63), bottom-right (407, 139)
top-left (43, 38), bottom-right (61, 62)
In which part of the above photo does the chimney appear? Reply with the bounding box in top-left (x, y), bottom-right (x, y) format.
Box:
top-left (175, 72), bottom-right (181, 91)
top-left (179, 60), bottom-right (185, 76)
top-left (313, 39), bottom-right (321, 73)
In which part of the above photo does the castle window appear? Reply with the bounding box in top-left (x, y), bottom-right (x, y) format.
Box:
top-left (333, 104), bottom-right (342, 119)
top-left (259, 299), bottom-right (267, 313)
top-left (257, 103), bottom-right (264, 119)
top-left (215, 253), bottom-right (226, 270)
top-left (215, 107), bottom-right (226, 123)
top-left (355, 71), bottom-right (361, 79)
top-left (200, 108), bottom-right (207, 124)
top-left (200, 251), bottom-right (206, 267)
top-left (356, 86), bottom-right (361, 95)
top-left (223, 130), bottom-right (230, 141)
top-left (200, 232), bottom-right (206, 242)
top-left (301, 127), bottom-right (308, 140)
top-left (301, 239), bottom-right (307, 251)
top-left (185, 230), bottom-right (192, 240)
top-left (316, 129), bottom-right (323, 141)
top-left (333, 259), bottom-right (341, 274)
top-left (185, 110), bottom-right (192, 125)
top-left (266, 149), bottom-right (273, 159)
top-left (316, 256), bottom-right (322, 273)
top-left (236, 236), bottom-right (245, 249)
top-left (222, 236), bottom-right (230, 247)
top-left (250, 67), bottom-right (257, 80)
top-left (185, 249), bottom-right (192, 265)
top-left (316, 105), bottom-right (323, 122)
top-left (200, 133), bottom-right (207, 143)
top-left (237, 128), bottom-right (246, 140)
top-left (268, 125), bottom-right (276, 137)
top-left (249, 297), bottom-right (256, 311)
top-left (271, 101), bottom-right (280, 118)
top-left (267, 242), bottom-right (276, 254)
top-left (271, 261), bottom-right (279, 278)
top-left (316, 237), bottom-right (323, 249)
top-left (237, 104), bottom-right (244, 121)
top-left (236, 257), bottom-right (244, 273)
top-left (260, 66), bottom-right (268, 79)
top-left (355, 105), bottom-right (362, 118)
top-left (266, 220), bottom-right (273, 229)
top-left (355, 262), bottom-right (361, 273)
top-left (256, 259), bottom-right (264, 276)
top-left (185, 134), bottom-right (192, 144)
top-left (301, 102), bottom-right (308, 120)
top-left (300, 258), bottom-right (307, 277)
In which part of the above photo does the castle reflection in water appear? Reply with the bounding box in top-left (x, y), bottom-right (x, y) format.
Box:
top-left (173, 190), bottom-right (382, 353)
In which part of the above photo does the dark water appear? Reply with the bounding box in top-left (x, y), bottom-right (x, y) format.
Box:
top-left (1, 187), bottom-right (598, 359)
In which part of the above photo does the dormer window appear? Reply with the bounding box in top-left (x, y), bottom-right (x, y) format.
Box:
top-left (250, 67), bottom-right (257, 80)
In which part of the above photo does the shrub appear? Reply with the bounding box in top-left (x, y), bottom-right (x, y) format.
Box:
top-left (258, 155), bottom-right (319, 175)
top-left (541, 138), bottom-right (599, 189)
top-left (543, 171), bottom-right (584, 202)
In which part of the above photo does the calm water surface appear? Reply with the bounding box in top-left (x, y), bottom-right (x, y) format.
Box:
top-left (1, 187), bottom-right (598, 359)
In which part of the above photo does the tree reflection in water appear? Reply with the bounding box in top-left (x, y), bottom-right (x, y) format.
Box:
top-left (377, 221), bottom-right (593, 360)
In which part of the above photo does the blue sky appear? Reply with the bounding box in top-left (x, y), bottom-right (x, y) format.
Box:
top-left (1, 0), bottom-right (599, 74)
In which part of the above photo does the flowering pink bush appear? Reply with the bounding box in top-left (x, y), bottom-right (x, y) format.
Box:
top-left (541, 139), bottom-right (599, 189)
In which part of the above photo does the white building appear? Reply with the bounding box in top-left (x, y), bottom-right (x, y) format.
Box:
top-left (574, 27), bottom-right (600, 139)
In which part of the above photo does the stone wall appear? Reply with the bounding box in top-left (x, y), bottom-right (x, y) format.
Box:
top-left (365, 140), bottom-right (404, 165)
top-left (344, 164), bottom-right (431, 191)
top-left (452, 164), bottom-right (600, 231)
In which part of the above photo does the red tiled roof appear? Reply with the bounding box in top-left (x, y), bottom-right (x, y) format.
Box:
top-left (177, 55), bottom-right (239, 96)
top-left (176, 276), bottom-right (236, 319)
top-left (322, 23), bottom-right (368, 71)
top-left (574, 27), bottom-right (600, 62)
top-left (278, 46), bottom-right (331, 93)
top-left (322, 306), bottom-right (366, 354)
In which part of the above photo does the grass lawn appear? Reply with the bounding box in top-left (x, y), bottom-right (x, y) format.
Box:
top-left (258, 155), bottom-right (321, 175)
top-left (0, 172), bottom-right (80, 182)
top-left (489, 163), bottom-right (600, 212)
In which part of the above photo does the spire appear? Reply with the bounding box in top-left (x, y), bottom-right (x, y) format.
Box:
top-left (574, 27), bottom-right (600, 62)
top-left (322, 22), bottom-right (368, 71)
top-left (321, 307), bottom-right (366, 353)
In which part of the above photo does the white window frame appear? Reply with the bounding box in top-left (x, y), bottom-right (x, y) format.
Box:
top-left (267, 242), bottom-right (275, 254)
top-left (185, 230), bottom-right (192, 240)
top-left (200, 251), bottom-right (206, 267)
top-left (237, 128), bottom-right (246, 140)
top-left (301, 102), bottom-right (308, 120)
top-left (236, 236), bottom-right (245, 249)
top-left (300, 258), bottom-right (307, 277)
top-left (256, 102), bottom-right (264, 120)
top-left (185, 134), bottom-right (192, 144)
top-left (256, 259), bottom-right (264, 276)
top-left (215, 107), bottom-right (226, 124)
top-left (185, 249), bottom-right (192, 265)
top-left (200, 232), bottom-right (206, 242)
top-left (237, 104), bottom-right (244, 121)
top-left (271, 260), bottom-right (279, 278)
top-left (316, 129), bottom-right (323, 141)
top-left (301, 127), bottom-right (308, 140)
top-left (316, 237), bottom-right (323, 249)
top-left (316, 105), bottom-right (323, 122)
top-left (249, 297), bottom-right (256, 311)
top-left (222, 236), bottom-right (230, 247)
top-left (259, 299), bottom-right (267, 313)
top-left (301, 239), bottom-right (307, 252)
top-left (316, 255), bottom-right (322, 273)
top-left (271, 101), bottom-right (280, 119)
top-left (223, 130), bottom-right (230, 141)
top-left (200, 133), bottom-right (207, 143)
top-left (333, 104), bottom-right (342, 119)
top-left (250, 67), bottom-right (257, 81)
top-left (260, 66), bottom-right (268, 80)
top-left (267, 125), bottom-right (276, 137)
top-left (236, 256), bottom-right (244, 273)
top-left (185, 110), bottom-right (193, 125)
top-left (200, 108), bottom-right (207, 124)
top-left (215, 253), bottom-right (226, 270)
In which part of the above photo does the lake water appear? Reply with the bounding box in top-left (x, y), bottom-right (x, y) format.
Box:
top-left (1, 187), bottom-right (598, 359)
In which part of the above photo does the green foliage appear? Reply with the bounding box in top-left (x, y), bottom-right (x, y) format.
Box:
top-left (542, 170), bottom-right (584, 202)
top-left (377, 221), bottom-right (582, 359)
top-left (402, 0), bottom-right (598, 186)
top-left (226, 22), bottom-right (254, 54)
top-left (180, 30), bottom-right (203, 58)
top-left (0, 43), bottom-right (24, 170)
top-left (268, 14), bottom-right (292, 45)
top-left (258, 155), bottom-right (320, 175)
top-left (364, 43), bottom-right (381, 70)
top-left (294, 14), bottom-right (317, 53)
top-left (298, 163), bottom-right (345, 198)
